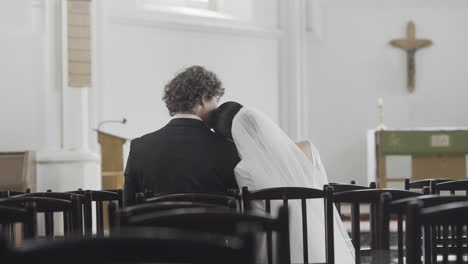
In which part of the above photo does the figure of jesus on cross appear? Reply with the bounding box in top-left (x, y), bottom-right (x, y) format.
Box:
top-left (390, 21), bottom-right (432, 93)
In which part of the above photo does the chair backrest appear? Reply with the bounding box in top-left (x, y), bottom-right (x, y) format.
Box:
top-left (0, 202), bottom-right (36, 245)
top-left (404, 178), bottom-right (451, 193)
top-left (242, 186), bottom-right (333, 264)
top-left (406, 201), bottom-right (468, 264)
top-left (329, 182), bottom-right (372, 193)
top-left (332, 188), bottom-right (420, 263)
top-left (118, 206), bottom-right (290, 264)
top-left (101, 189), bottom-right (124, 204)
top-left (227, 188), bottom-right (242, 209)
top-left (329, 182), bottom-right (372, 217)
top-left (14, 192), bottom-right (84, 236)
top-left (14, 192), bottom-right (83, 200)
top-left (108, 201), bottom-right (228, 233)
top-left (432, 180), bottom-right (468, 195)
top-left (4, 227), bottom-right (257, 264)
top-left (67, 190), bottom-right (92, 237)
top-left (68, 189), bottom-right (123, 237)
top-left (381, 194), bottom-right (468, 264)
top-left (144, 193), bottom-right (238, 210)
top-left (0, 197), bottom-right (75, 240)
top-left (0, 190), bottom-right (24, 198)
top-left (117, 201), bottom-right (228, 218)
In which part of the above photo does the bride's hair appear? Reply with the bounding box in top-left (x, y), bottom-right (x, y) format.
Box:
top-left (212, 101), bottom-right (243, 139)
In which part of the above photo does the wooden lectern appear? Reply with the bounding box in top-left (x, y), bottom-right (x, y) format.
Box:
top-left (97, 131), bottom-right (127, 190)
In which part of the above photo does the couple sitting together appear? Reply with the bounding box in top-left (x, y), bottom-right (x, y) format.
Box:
top-left (124, 66), bottom-right (355, 263)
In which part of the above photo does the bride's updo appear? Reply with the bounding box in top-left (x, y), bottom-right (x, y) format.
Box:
top-left (212, 101), bottom-right (243, 139)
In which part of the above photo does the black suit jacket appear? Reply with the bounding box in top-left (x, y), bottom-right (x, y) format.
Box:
top-left (124, 118), bottom-right (240, 205)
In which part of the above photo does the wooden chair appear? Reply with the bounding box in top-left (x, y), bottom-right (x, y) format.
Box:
top-left (329, 181), bottom-right (372, 193)
top-left (432, 180), bottom-right (468, 195)
top-left (0, 202), bottom-right (36, 245)
top-left (329, 181), bottom-right (375, 253)
top-left (116, 201), bottom-right (229, 218)
top-left (381, 194), bottom-right (468, 264)
top-left (242, 186), bottom-right (334, 264)
top-left (103, 189), bottom-right (123, 200)
top-left (3, 227), bottom-right (257, 264)
top-left (141, 193), bottom-right (238, 210)
top-left (108, 201), bottom-right (228, 232)
top-left (228, 188), bottom-right (243, 210)
top-left (332, 189), bottom-right (420, 263)
top-left (404, 178), bottom-right (451, 193)
top-left (406, 200), bottom-right (468, 264)
top-left (329, 181), bottom-right (373, 216)
top-left (0, 190), bottom-right (25, 198)
top-left (0, 197), bottom-right (76, 240)
top-left (14, 192), bottom-right (84, 236)
top-left (68, 190), bottom-right (123, 237)
top-left (117, 206), bottom-right (290, 264)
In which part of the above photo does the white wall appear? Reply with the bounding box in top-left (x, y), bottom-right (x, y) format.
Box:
top-left (6, 0), bottom-right (468, 187)
top-left (305, 1), bottom-right (468, 184)
top-left (0, 0), bottom-right (280, 190)
top-left (0, 0), bottom-right (45, 152)
top-left (97, 0), bottom-right (280, 159)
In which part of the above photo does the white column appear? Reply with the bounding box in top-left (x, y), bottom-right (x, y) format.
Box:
top-left (37, 0), bottom-right (62, 151)
top-left (36, 0), bottom-right (100, 192)
top-left (306, 0), bottom-right (323, 41)
top-left (278, 0), bottom-right (308, 141)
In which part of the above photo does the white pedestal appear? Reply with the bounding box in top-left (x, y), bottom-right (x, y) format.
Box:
top-left (36, 150), bottom-right (100, 192)
top-left (36, 86), bottom-right (101, 192)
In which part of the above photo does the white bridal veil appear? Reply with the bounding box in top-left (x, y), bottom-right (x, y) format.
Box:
top-left (232, 107), bottom-right (355, 264)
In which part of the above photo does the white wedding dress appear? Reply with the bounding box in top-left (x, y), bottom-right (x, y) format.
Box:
top-left (232, 107), bottom-right (355, 264)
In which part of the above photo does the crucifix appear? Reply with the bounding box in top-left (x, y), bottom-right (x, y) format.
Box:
top-left (390, 21), bottom-right (432, 93)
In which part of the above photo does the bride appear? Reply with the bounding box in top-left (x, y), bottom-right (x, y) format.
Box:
top-left (212, 102), bottom-right (355, 264)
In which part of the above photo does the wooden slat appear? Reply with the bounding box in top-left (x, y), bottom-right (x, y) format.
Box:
top-left (68, 0), bottom-right (91, 88)
top-left (301, 199), bottom-right (308, 264)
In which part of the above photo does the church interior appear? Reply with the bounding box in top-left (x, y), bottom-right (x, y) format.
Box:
top-left (1, 0), bottom-right (468, 263)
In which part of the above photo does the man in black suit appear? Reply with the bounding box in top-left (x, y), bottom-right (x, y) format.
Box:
top-left (124, 66), bottom-right (239, 205)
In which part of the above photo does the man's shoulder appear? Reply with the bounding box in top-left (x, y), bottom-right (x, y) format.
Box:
top-left (129, 130), bottom-right (161, 148)
top-left (130, 124), bottom-right (236, 151)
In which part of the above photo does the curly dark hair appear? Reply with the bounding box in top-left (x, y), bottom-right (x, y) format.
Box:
top-left (163, 66), bottom-right (225, 116)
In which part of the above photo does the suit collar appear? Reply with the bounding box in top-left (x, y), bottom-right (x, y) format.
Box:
top-left (172, 114), bottom-right (202, 121)
top-left (166, 118), bottom-right (209, 129)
